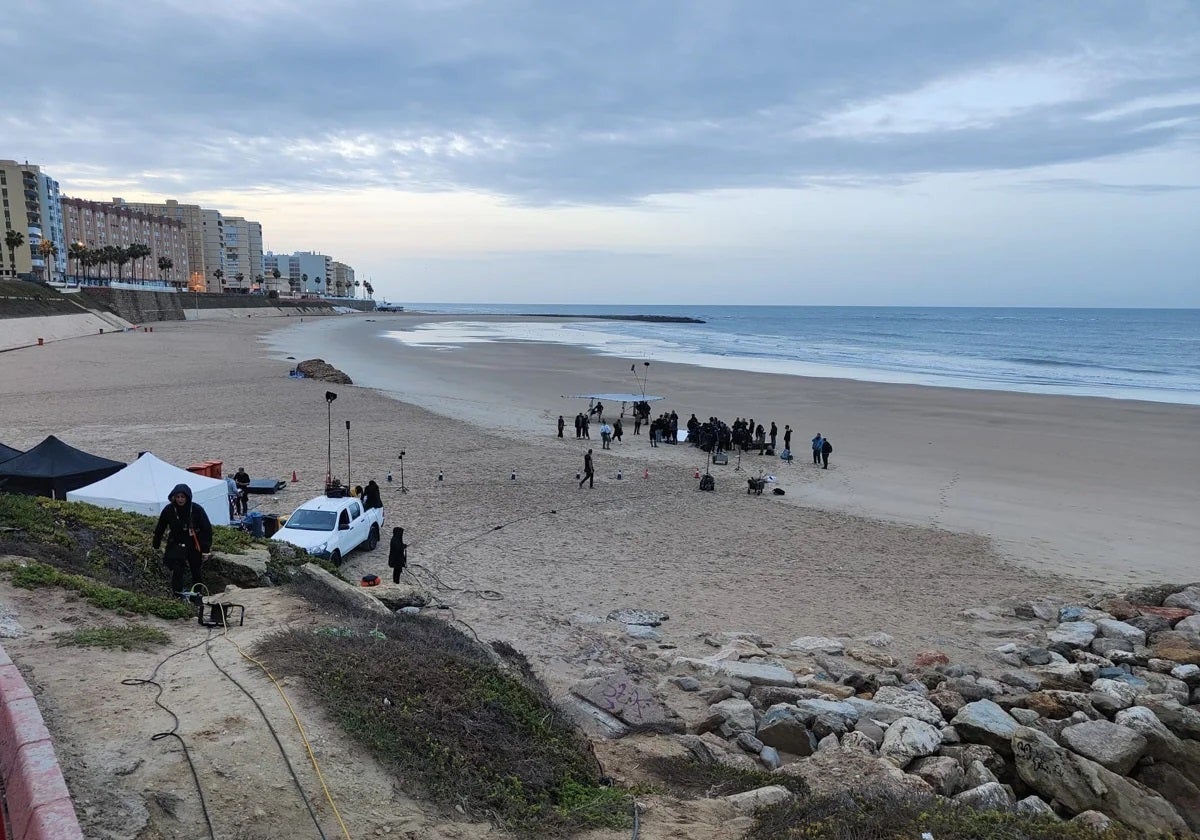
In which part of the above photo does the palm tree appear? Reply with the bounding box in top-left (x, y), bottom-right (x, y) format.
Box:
top-left (235, 271), bottom-right (245, 293)
top-left (69, 242), bottom-right (87, 282)
top-left (271, 267), bottom-right (282, 293)
top-left (353, 280), bottom-right (361, 299)
top-left (363, 281), bottom-right (374, 299)
top-left (98, 245), bottom-right (119, 283)
top-left (213, 268), bottom-right (224, 291)
top-left (5, 229), bottom-right (25, 277)
top-left (314, 276), bottom-right (323, 296)
top-left (158, 256), bottom-right (174, 287)
top-left (129, 243), bottom-right (151, 282)
top-left (254, 273), bottom-right (264, 292)
top-left (38, 239), bottom-right (59, 283)
top-left (300, 273), bottom-right (308, 296)
top-left (114, 246), bottom-right (130, 282)
top-left (289, 276), bottom-right (299, 297)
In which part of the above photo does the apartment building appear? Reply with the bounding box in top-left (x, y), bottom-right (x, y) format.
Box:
top-left (62, 197), bottom-right (190, 285)
top-left (294, 251), bottom-right (333, 295)
top-left (114, 198), bottom-right (209, 290)
top-left (222, 216), bottom-right (264, 291)
top-left (1, 160), bottom-right (66, 281)
top-left (332, 261), bottom-right (356, 297)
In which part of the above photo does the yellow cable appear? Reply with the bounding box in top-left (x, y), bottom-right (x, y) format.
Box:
top-left (216, 606), bottom-right (353, 840)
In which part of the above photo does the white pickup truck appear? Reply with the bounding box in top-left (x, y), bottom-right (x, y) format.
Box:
top-left (271, 494), bottom-right (384, 566)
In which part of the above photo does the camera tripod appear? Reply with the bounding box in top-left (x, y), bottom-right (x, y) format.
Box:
top-left (397, 451), bottom-right (408, 493)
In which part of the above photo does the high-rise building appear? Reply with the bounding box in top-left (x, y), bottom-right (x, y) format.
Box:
top-left (294, 251), bottom-right (333, 295)
top-left (114, 199), bottom-right (209, 290)
top-left (1, 160), bottom-right (65, 282)
top-left (332, 261), bottom-right (356, 297)
top-left (62, 197), bottom-right (189, 285)
top-left (222, 217), bottom-right (264, 291)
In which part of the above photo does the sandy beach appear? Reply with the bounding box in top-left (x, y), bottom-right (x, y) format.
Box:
top-left (2, 314), bottom-right (1196, 685)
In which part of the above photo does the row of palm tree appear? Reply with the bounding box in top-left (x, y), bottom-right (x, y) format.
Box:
top-left (64, 242), bottom-right (175, 285)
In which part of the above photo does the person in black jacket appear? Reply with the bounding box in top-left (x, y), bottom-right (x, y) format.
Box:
top-left (152, 483), bottom-right (213, 600)
top-left (363, 479), bottom-right (384, 510)
top-left (388, 527), bottom-right (408, 584)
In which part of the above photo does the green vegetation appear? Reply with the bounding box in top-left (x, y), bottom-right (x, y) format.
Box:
top-left (748, 792), bottom-right (1140, 840)
top-left (643, 754), bottom-right (809, 799)
top-left (3, 560), bottom-right (193, 619)
top-left (55, 625), bottom-right (170, 651)
top-left (256, 600), bottom-right (630, 836)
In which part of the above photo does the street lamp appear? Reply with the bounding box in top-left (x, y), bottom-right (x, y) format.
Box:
top-left (325, 391), bottom-right (338, 491)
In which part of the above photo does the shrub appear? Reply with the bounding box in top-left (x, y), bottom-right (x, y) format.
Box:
top-left (55, 625), bottom-right (170, 651)
top-left (3, 560), bottom-right (193, 619)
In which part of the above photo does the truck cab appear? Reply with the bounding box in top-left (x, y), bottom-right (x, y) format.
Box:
top-left (271, 494), bottom-right (384, 565)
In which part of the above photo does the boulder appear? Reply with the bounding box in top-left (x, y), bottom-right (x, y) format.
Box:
top-left (1048, 622), bottom-right (1098, 649)
top-left (1139, 605), bottom-right (1195, 624)
top-left (570, 672), bottom-right (684, 733)
top-left (879, 717), bottom-right (942, 767)
top-left (1130, 614), bottom-right (1173, 636)
top-left (964, 759), bottom-right (1000, 788)
top-left (295, 358), bottom-right (352, 383)
top-left (555, 694), bottom-right (630, 739)
top-left (1171, 663), bottom-right (1199, 683)
top-left (1094, 618), bottom-right (1147, 647)
top-left (1089, 678), bottom-right (1140, 713)
top-left (672, 676), bottom-right (702, 692)
top-left (677, 656), bottom-right (798, 687)
top-left (1031, 663), bottom-right (1097, 692)
top-left (789, 699), bottom-right (860, 729)
top-left (1071, 811), bottom-right (1114, 831)
top-left (757, 706), bottom-right (816, 756)
top-left (953, 782), bottom-right (1012, 812)
top-left (1010, 707), bottom-right (1040, 725)
top-left (1016, 795), bottom-right (1057, 818)
top-left (296, 563), bottom-right (392, 617)
top-left (748, 685), bottom-right (828, 708)
top-left (927, 688), bottom-right (967, 718)
top-left (1164, 587), bottom-right (1200, 612)
top-left (1011, 726), bottom-right (1187, 834)
top-left (817, 733), bottom-right (839, 752)
top-left (735, 731), bottom-right (765, 754)
top-left (209, 547), bottom-right (272, 587)
top-left (951, 700), bottom-right (1020, 754)
top-left (1021, 647), bottom-right (1053, 666)
top-left (1152, 631), bottom-right (1200, 666)
top-left (846, 647), bottom-right (897, 669)
top-left (774, 745), bottom-right (934, 801)
top-left (1095, 598), bottom-right (1139, 621)
top-left (759, 745), bottom-right (782, 770)
top-left (913, 649), bottom-right (950, 667)
top-left (1139, 671), bottom-right (1192, 705)
top-left (725, 785), bottom-right (793, 813)
top-left (854, 719), bottom-right (886, 746)
top-left (908, 755), bottom-right (965, 796)
top-left (787, 636), bottom-right (845, 655)
top-left (939, 743), bottom-right (1006, 776)
top-left (1175, 614), bottom-right (1200, 634)
top-left (844, 698), bottom-right (910, 726)
top-left (711, 698), bottom-right (757, 733)
top-left (871, 686), bottom-right (946, 726)
top-left (1139, 697), bottom-right (1200, 741)
top-left (1060, 720), bottom-right (1147, 775)
top-left (1134, 763), bottom-right (1200, 832)
top-left (1090, 638), bottom-right (1133, 657)
top-left (369, 582), bottom-right (431, 610)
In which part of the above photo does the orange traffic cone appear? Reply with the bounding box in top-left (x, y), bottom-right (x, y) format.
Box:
top-left (694, 468), bottom-right (700, 479)
top-left (644, 468), bottom-right (650, 480)
top-left (291, 470), bottom-right (298, 483)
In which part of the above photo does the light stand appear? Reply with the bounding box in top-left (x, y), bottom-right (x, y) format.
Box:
top-left (734, 446), bottom-right (743, 473)
top-left (397, 451), bottom-right (408, 494)
top-left (325, 391), bottom-right (337, 490)
top-left (345, 420), bottom-right (351, 491)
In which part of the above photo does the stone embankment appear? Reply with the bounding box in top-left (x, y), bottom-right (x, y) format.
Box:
top-left (549, 585), bottom-right (1200, 833)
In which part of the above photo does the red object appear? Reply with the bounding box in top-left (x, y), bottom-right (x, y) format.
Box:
top-left (693, 468), bottom-right (699, 479)
top-left (1138, 606), bottom-right (1194, 625)
top-left (913, 650), bottom-right (950, 668)
top-left (291, 470), bottom-right (298, 483)
top-left (37, 338), bottom-right (44, 346)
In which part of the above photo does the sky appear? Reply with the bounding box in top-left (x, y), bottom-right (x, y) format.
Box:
top-left (4, 0), bottom-right (1199, 306)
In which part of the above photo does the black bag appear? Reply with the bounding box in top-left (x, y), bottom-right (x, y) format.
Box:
top-left (699, 474), bottom-right (715, 492)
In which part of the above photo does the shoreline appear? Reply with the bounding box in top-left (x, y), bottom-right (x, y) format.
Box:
top-left (267, 313), bottom-right (1200, 586)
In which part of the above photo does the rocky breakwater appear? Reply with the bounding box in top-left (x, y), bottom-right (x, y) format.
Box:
top-left (295, 358), bottom-right (352, 384)
top-left (559, 584), bottom-right (1200, 833)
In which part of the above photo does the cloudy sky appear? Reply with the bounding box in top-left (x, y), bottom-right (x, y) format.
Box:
top-left (5, 1), bottom-right (1199, 305)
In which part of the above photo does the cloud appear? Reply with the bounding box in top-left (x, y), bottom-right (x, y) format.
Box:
top-left (4, 0), bottom-right (1199, 206)
top-left (1014, 178), bottom-right (1200, 194)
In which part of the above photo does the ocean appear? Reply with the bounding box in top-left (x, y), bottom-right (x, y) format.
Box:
top-left (386, 305), bottom-right (1200, 406)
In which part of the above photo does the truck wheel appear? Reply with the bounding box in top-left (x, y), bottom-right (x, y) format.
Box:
top-left (366, 525), bottom-right (379, 551)
top-left (329, 550), bottom-right (342, 567)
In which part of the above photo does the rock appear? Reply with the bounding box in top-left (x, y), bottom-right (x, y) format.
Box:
top-left (677, 656), bottom-right (798, 687)
top-left (555, 695), bottom-right (630, 739)
top-left (942, 676), bottom-right (997, 702)
top-left (1096, 598), bottom-right (1139, 621)
top-left (757, 706), bottom-right (817, 755)
top-left (369, 582), bottom-right (431, 610)
top-left (954, 782), bottom-right (1012, 812)
top-left (841, 671), bottom-right (877, 694)
top-left (913, 649), bottom-right (950, 667)
top-left (725, 785), bottom-right (792, 813)
top-left (1016, 795), bottom-right (1058, 818)
top-left (1139, 697), bottom-right (1200, 740)
top-left (1171, 663), bottom-right (1200, 683)
top-left (909, 756), bottom-right (966, 796)
top-left (787, 636), bottom-right (845, 655)
top-left (1164, 587), bottom-right (1200, 612)
top-left (1021, 647), bottom-right (1053, 666)
top-left (1075, 650), bottom-right (1116, 667)
top-left (789, 699), bottom-right (860, 728)
top-left (801, 678), bottom-right (855, 699)
top-left (814, 653), bottom-right (850, 680)
top-left (871, 686), bottom-right (945, 726)
top-left (705, 685), bottom-right (735, 704)
top-left (854, 719), bottom-right (886, 745)
top-left (1016, 600), bottom-right (1059, 621)
top-left (951, 700), bottom-right (1020, 754)
top-left (998, 671), bottom-right (1042, 692)
top-left (861, 632), bottom-right (893, 648)
top-left (1152, 631), bottom-right (1200, 666)
top-left (964, 759), bottom-right (999, 788)
top-left (607, 608), bottom-right (668, 626)
top-left (812, 713), bottom-right (850, 740)
top-left (817, 733), bottom-right (839, 752)
top-left (672, 676), bottom-right (702, 692)
top-left (1134, 763), bottom-right (1200, 832)
top-left (927, 689), bottom-right (967, 718)
top-left (1139, 671), bottom-right (1192, 705)
top-left (1095, 618), bottom-right (1148, 647)
top-left (759, 745), bottom-right (781, 769)
top-left (711, 698), bottom-right (756, 733)
top-left (1025, 691), bottom-right (1073, 719)
top-left (775, 746), bottom-right (933, 801)
top-left (1130, 614), bottom-right (1173, 637)
top-left (705, 639), bottom-right (770, 661)
top-left (846, 647), bottom-right (897, 669)
top-left (571, 672), bottom-right (684, 733)
top-left (1114, 706), bottom-right (1200, 788)
top-left (1049, 621), bottom-right (1098, 649)
top-left (209, 547), bottom-right (273, 587)
top-left (1090, 638), bottom-right (1133, 657)
top-left (399, 606), bottom-right (420, 616)
top-left (1059, 606), bottom-right (1088, 622)
top-left (1139, 605), bottom-right (1195, 624)
top-left (1010, 707), bottom-right (1040, 725)
top-left (1090, 678), bottom-right (1140, 712)
top-left (704, 630), bottom-right (766, 647)
top-left (626, 624), bottom-right (661, 640)
top-left (1011, 726), bottom-right (1187, 833)
top-left (736, 731), bottom-right (765, 754)
top-left (297, 563), bottom-right (393, 617)
top-left (1060, 720), bottom-right (1147, 775)
top-left (295, 358), bottom-right (352, 383)
top-left (748, 685), bottom-right (827, 708)
top-left (1071, 811), bottom-right (1114, 831)
top-left (880, 717), bottom-right (941, 767)
top-left (1174, 615), bottom-right (1200, 634)
top-left (841, 730), bottom-right (878, 754)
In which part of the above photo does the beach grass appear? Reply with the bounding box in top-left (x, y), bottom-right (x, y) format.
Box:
top-left (55, 624), bottom-right (171, 651)
top-left (1, 559), bottom-right (195, 619)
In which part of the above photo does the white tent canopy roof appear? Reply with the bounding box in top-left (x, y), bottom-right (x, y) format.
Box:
top-left (66, 452), bottom-right (231, 526)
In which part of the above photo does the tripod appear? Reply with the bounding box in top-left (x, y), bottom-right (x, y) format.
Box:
top-left (397, 451), bottom-right (408, 494)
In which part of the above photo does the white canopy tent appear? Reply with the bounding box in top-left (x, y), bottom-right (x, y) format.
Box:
top-left (67, 452), bottom-right (231, 526)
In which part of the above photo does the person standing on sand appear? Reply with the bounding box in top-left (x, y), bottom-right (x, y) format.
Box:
top-left (812, 433), bottom-right (823, 465)
top-left (784, 425), bottom-right (792, 451)
top-left (363, 479), bottom-right (383, 510)
top-left (580, 449), bottom-right (595, 488)
top-left (388, 527), bottom-right (408, 584)
top-left (821, 436), bottom-right (833, 469)
top-left (557, 415), bottom-right (565, 438)
top-left (613, 418), bottom-right (623, 443)
top-left (769, 422), bottom-right (778, 451)
top-left (600, 422), bottom-right (612, 449)
top-left (152, 483), bottom-right (212, 600)
top-left (233, 466), bottom-right (250, 516)
top-left (574, 413), bottom-right (583, 438)
top-left (582, 415), bottom-right (590, 439)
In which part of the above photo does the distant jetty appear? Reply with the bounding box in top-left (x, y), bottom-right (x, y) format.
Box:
top-left (515, 313), bottom-right (705, 324)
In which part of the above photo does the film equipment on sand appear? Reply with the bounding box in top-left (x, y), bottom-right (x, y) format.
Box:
top-left (397, 451), bottom-right (408, 494)
top-left (324, 391), bottom-right (338, 490)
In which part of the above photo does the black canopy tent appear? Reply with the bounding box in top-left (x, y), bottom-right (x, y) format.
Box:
top-left (0, 435), bottom-right (124, 498)
top-left (0, 443), bottom-right (22, 465)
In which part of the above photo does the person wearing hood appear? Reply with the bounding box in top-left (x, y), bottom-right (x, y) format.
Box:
top-left (388, 527), bottom-right (408, 584)
top-left (152, 483), bottom-right (213, 600)
top-left (363, 479), bottom-right (384, 510)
